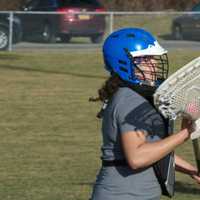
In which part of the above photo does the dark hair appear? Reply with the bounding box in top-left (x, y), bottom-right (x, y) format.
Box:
top-left (89, 74), bottom-right (123, 118)
top-left (89, 73), bottom-right (123, 103)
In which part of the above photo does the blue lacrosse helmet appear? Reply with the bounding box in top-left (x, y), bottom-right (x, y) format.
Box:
top-left (103, 27), bottom-right (169, 87)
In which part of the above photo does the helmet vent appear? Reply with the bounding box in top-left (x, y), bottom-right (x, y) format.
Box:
top-left (127, 33), bottom-right (135, 38)
top-left (119, 66), bottom-right (128, 73)
top-left (111, 34), bottom-right (119, 38)
top-left (118, 60), bottom-right (127, 65)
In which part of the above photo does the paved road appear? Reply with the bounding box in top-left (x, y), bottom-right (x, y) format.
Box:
top-left (161, 40), bottom-right (200, 51)
top-left (13, 40), bottom-right (200, 52)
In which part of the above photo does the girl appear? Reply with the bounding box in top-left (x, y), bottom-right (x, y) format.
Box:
top-left (90, 28), bottom-right (200, 200)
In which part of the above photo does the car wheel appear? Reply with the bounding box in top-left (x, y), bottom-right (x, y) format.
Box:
top-left (0, 26), bottom-right (9, 50)
top-left (90, 34), bottom-right (104, 44)
top-left (42, 23), bottom-right (56, 43)
top-left (60, 35), bottom-right (71, 43)
top-left (173, 25), bottom-right (183, 40)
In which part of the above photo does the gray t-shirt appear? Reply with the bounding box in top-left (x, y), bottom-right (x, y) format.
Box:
top-left (101, 87), bottom-right (166, 161)
top-left (91, 87), bottom-right (169, 200)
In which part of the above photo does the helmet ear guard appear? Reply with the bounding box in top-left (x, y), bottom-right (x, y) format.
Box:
top-left (104, 49), bottom-right (137, 84)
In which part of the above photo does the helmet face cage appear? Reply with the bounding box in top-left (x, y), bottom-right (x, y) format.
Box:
top-left (132, 54), bottom-right (169, 86)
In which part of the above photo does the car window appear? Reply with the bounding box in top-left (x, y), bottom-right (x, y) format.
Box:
top-left (38, 0), bottom-right (58, 7)
top-left (192, 3), bottom-right (200, 11)
top-left (25, 0), bottom-right (40, 9)
top-left (57, 0), bottom-right (101, 7)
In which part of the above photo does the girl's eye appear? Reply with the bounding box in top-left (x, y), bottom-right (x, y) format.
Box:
top-left (134, 58), bottom-right (143, 63)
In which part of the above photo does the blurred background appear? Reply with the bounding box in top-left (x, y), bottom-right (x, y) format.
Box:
top-left (0, 1), bottom-right (199, 200)
top-left (0, 0), bottom-right (200, 51)
top-left (0, 0), bottom-right (199, 11)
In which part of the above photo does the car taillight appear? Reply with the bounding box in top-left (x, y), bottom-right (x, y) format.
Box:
top-left (95, 8), bottom-right (106, 12)
top-left (57, 8), bottom-right (77, 22)
top-left (95, 8), bottom-right (106, 18)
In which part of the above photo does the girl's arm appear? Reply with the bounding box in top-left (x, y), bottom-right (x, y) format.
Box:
top-left (175, 154), bottom-right (200, 184)
top-left (121, 128), bottom-right (189, 170)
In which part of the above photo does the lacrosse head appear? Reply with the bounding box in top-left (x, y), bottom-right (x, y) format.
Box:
top-left (154, 57), bottom-right (200, 120)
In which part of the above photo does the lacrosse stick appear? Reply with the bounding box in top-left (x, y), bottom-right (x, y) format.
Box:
top-left (154, 57), bottom-right (200, 172)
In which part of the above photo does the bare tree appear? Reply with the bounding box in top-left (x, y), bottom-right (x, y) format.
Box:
top-left (100, 0), bottom-right (198, 11)
top-left (0, 0), bottom-right (198, 11)
top-left (0, 0), bottom-right (25, 10)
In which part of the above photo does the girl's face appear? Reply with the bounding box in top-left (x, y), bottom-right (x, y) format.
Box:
top-left (133, 56), bottom-right (159, 86)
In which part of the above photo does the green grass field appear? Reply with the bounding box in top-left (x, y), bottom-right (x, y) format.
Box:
top-left (0, 50), bottom-right (199, 200)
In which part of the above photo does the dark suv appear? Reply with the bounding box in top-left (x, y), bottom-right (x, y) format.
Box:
top-left (19, 0), bottom-right (106, 43)
top-left (172, 3), bottom-right (200, 40)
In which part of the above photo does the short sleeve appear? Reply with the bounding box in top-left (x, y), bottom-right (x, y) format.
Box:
top-left (115, 96), bottom-right (153, 135)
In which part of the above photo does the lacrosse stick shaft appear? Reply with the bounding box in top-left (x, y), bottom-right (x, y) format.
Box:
top-left (192, 139), bottom-right (200, 173)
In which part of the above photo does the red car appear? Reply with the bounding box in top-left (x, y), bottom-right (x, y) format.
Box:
top-left (20, 0), bottom-right (106, 43)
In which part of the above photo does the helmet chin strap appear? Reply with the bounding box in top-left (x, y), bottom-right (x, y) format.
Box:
top-left (120, 80), bottom-right (157, 105)
top-left (133, 84), bottom-right (156, 104)
top-left (139, 80), bottom-right (156, 87)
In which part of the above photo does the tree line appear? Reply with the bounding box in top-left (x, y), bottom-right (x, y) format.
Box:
top-left (0, 0), bottom-right (199, 11)
top-left (100, 0), bottom-right (199, 11)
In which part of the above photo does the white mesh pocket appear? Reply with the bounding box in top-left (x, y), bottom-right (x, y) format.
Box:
top-left (154, 57), bottom-right (200, 120)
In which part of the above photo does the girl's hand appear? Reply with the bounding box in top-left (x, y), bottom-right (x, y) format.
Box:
top-left (181, 117), bottom-right (194, 136)
top-left (191, 171), bottom-right (200, 184)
